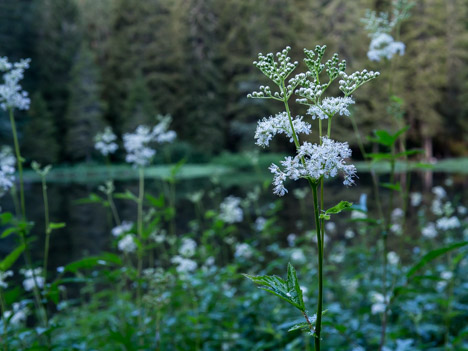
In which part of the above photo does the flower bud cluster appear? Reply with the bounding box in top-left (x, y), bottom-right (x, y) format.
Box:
top-left (255, 112), bottom-right (311, 147)
top-left (0, 57), bottom-right (31, 111)
top-left (339, 70), bottom-right (380, 96)
top-left (325, 53), bottom-right (347, 81)
top-left (253, 46), bottom-right (298, 86)
top-left (296, 82), bottom-right (326, 105)
top-left (304, 45), bottom-right (326, 77)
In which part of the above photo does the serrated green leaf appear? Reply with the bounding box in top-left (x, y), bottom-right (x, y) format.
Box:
top-left (287, 263), bottom-right (305, 311)
top-left (407, 241), bottom-right (468, 278)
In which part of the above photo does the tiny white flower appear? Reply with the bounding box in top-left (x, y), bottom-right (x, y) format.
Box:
top-left (287, 233), bottom-right (297, 247)
top-left (0, 270), bottom-right (13, 288)
top-left (171, 255), bottom-right (197, 274)
top-left (291, 248), bottom-right (306, 263)
top-left (235, 243), bottom-right (253, 259)
top-left (0, 57), bottom-right (31, 111)
top-left (440, 271), bottom-right (453, 280)
top-left (387, 251), bottom-right (400, 265)
top-left (254, 112), bottom-right (311, 147)
top-left (254, 217), bottom-right (267, 232)
top-left (0, 146), bottom-right (16, 198)
top-left (344, 229), bottom-right (355, 239)
top-left (432, 186), bottom-right (446, 199)
top-left (325, 221), bottom-right (337, 234)
top-left (20, 268), bottom-right (44, 291)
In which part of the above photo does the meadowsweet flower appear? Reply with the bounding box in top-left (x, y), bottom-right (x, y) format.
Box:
top-left (118, 234), bottom-right (137, 253)
top-left (219, 196), bottom-right (243, 223)
top-left (94, 127), bottom-right (118, 156)
top-left (235, 243), bottom-right (253, 259)
top-left (0, 57), bottom-right (30, 111)
top-left (269, 137), bottom-right (356, 196)
top-left (20, 268), bottom-right (44, 291)
top-left (179, 238), bottom-right (197, 258)
top-left (421, 223), bottom-right (437, 238)
top-left (0, 146), bottom-right (15, 197)
top-left (123, 116), bottom-right (176, 167)
top-left (254, 112), bottom-right (311, 147)
top-left (436, 216), bottom-right (461, 231)
top-left (440, 271), bottom-right (453, 280)
top-left (171, 255), bottom-right (197, 274)
top-left (0, 270), bottom-right (13, 288)
top-left (431, 198), bottom-right (443, 216)
top-left (325, 221), bottom-right (337, 234)
top-left (307, 96), bottom-right (355, 120)
top-left (111, 221), bottom-right (134, 237)
top-left (367, 33), bottom-right (405, 62)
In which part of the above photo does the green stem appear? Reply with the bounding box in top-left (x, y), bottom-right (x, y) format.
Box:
top-left (8, 108), bottom-right (25, 220)
top-left (137, 167), bottom-right (145, 345)
top-left (107, 191), bottom-right (121, 227)
top-left (41, 175), bottom-right (51, 283)
top-left (311, 182), bottom-right (323, 351)
top-left (0, 289), bottom-right (8, 351)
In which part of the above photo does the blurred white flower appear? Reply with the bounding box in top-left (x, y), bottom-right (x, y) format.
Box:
top-left (0, 146), bottom-right (15, 198)
top-left (421, 223), bottom-right (437, 239)
top-left (254, 217), bottom-right (266, 232)
top-left (387, 251), bottom-right (400, 265)
top-left (391, 208), bottom-right (404, 221)
top-left (3, 302), bottom-right (28, 325)
top-left (432, 186), bottom-right (446, 199)
top-left (370, 291), bottom-right (387, 314)
top-left (94, 127), bottom-right (118, 156)
top-left (0, 270), bottom-right (13, 288)
top-left (219, 196), bottom-right (243, 224)
top-left (436, 216), bottom-right (460, 231)
top-left (179, 238), bottom-right (197, 258)
top-left (235, 243), bottom-right (253, 259)
top-left (287, 233), bottom-right (297, 247)
top-left (118, 234), bottom-right (137, 253)
top-left (171, 255), bottom-right (197, 274)
top-left (345, 229), bottom-right (355, 239)
top-left (457, 205), bottom-right (467, 216)
top-left (325, 221), bottom-right (337, 234)
top-left (440, 271), bottom-right (453, 280)
top-left (20, 268), bottom-right (44, 291)
top-left (111, 221), bottom-right (134, 237)
top-left (410, 192), bottom-right (422, 207)
top-left (431, 199), bottom-right (443, 216)
top-left (0, 57), bottom-right (30, 111)
top-left (367, 33), bottom-right (405, 62)
top-left (291, 248), bottom-right (306, 263)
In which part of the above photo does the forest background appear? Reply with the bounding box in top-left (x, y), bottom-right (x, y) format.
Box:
top-left (1, 0), bottom-right (467, 165)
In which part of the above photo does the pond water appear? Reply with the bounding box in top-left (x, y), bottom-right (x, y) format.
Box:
top-left (0, 167), bottom-right (466, 272)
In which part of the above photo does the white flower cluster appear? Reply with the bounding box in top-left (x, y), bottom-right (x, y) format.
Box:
top-left (171, 256), bottom-right (197, 275)
top-left (0, 146), bottom-right (16, 198)
top-left (254, 112), bottom-right (311, 147)
top-left (436, 216), bottom-right (461, 231)
top-left (421, 222), bottom-right (437, 238)
top-left (0, 270), bottom-right (13, 288)
top-left (123, 116), bottom-right (176, 167)
top-left (235, 243), bottom-right (253, 259)
top-left (118, 234), bottom-right (137, 253)
top-left (179, 238), bottom-right (197, 257)
top-left (94, 127), bottom-right (118, 156)
top-left (370, 291), bottom-right (388, 315)
top-left (3, 302), bottom-right (28, 325)
top-left (111, 221), bottom-right (134, 237)
top-left (269, 137), bottom-right (356, 196)
top-left (219, 196), bottom-right (243, 223)
top-left (20, 268), bottom-right (44, 291)
top-left (307, 96), bottom-right (355, 120)
top-left (367, 33), bottom-right (405, 62)
top-left (0, 57), bottom-right (31, 111)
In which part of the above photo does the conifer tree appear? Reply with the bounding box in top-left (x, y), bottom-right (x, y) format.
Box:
top-left (65, 43), bottom-right (106, 162)
top-left (23, 93), bottom-right (59, 164)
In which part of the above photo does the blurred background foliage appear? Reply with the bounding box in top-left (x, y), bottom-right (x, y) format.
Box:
top-left (0, 0), bottom-right (467, 164)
